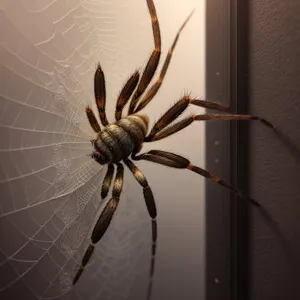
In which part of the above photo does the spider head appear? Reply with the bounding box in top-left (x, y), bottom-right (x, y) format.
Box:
top-left (91, 151), bottom-right (107, 165)
top-left (90, 139), bottom-right (109, 165)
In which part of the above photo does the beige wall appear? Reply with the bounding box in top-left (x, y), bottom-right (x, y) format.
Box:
top-left (0, 0), bottom-right (205, 299)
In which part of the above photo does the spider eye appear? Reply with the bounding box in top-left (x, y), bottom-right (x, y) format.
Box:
top-left (92, 151), bottom-right (101, 160)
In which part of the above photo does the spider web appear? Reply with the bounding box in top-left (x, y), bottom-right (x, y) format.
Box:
top-left (0, 1), bottom-right (151, 299)
top-left (0, 0), bottom-right (206, 299)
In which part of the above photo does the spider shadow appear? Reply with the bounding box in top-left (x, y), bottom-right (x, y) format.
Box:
top-left (252, 125), bottom-right (300, 276)
top-left (272, 126), bottom-right (300, 165)
top-left (256, 205), bottom-right (300, 278)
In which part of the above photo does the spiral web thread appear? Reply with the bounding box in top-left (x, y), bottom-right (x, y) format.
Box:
top-left (0, 1), bottom-right (151, 299)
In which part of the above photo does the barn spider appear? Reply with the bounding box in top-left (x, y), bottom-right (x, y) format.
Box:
top-left (73, 0), bottom-right (273, 298)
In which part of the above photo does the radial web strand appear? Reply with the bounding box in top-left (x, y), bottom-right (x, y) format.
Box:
top-left (0, 1), bottom-right (151, 299)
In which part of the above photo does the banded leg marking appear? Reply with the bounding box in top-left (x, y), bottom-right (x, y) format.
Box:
top-left (73, 163), bottom-right (124, 285)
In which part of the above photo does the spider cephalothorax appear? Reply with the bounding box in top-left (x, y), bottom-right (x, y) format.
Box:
top-left (73, 1), bottom-right (273, 299)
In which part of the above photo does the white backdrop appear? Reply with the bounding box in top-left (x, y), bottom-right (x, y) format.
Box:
top-left (0, 0), bottom-right (206, 299)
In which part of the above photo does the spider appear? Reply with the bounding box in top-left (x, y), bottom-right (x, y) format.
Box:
top-left (73, 0), bottom-right (273, 298)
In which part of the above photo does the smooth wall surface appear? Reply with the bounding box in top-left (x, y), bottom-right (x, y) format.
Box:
top-left (0, 1), bottom-right (205, 300)
top-left (248, 1), bottom-right (300, 299)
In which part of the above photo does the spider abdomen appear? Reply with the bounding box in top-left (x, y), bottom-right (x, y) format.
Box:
top-left (94, 114), bottom-right (149, 163)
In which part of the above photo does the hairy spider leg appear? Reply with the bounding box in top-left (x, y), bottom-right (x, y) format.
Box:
top-left (144, 96), bottom-right (274, 141)
top-left (73, 163), bottom-right (124, 285)
top-left (115, 71), bottom-right (140, 121)
top-left (128, 0), bottom-right (161, 115)
top-left (94, 63), bottom-right (109, 126)
top-left (101, 164), bottom-right (115, 199)
top-left (132, 150), bottom-right (260, 206)
top-left (85, 106), bottom-right (101, 133)
top-left (134, 9), bottom-right (195, 113)
top-left (123, 158), bottom-right (157, 300)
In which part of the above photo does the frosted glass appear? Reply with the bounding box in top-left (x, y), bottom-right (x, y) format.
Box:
top-left (0, 0), bottom-right (205, 299)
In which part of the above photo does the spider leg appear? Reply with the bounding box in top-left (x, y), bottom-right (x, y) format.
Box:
top-left (134, 10), bottom-right (195, 113)
top-left (123, 158), bottom-right (156, 218)
top-left (195, 114), bottom-right (274, 125)
top-left (146, 96), bottom-right (191, 140)
top-left (95, 63), bottom-right (109, 126)
top-left (132, 150), bottom-right (260, 206)
top-left (73, 163), bottom-right (124, 285)
top-left (128, 0), bottom-right (161, 115)
top-left (85, 106), bottom-right (101, 133)
top-left (148, 113), bottom-right (273, 142)
top-left (144, 96), bottom-right (273, 141)
top-left (101, 164), bottom-right (114, 199)
top-left (115, 71), bottom-right (140, 121)
top-left (189, 99), bottom-right (230, 112)
top-left (123, 158), bottom-right (157, 300)
top-left (146, 116), bottom-right (194, 141)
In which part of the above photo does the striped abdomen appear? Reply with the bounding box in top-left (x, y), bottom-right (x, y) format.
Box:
top-left (94, 114), bottom-right (149, 163)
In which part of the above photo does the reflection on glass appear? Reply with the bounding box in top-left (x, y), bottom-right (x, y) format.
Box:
top-left (0, 0), bottom-right (205, 299)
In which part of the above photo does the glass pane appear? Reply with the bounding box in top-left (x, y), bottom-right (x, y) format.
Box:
top-left (0, 1), bottom-right (206, 300)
